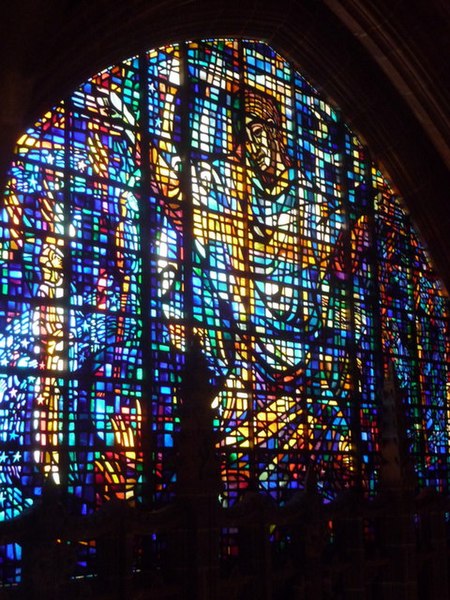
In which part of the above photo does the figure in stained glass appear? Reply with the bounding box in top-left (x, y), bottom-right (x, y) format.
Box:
top-left (151, 72), bottom-right (355, 501)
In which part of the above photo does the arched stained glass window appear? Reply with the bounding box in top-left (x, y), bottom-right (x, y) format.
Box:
top-left (0, 39), bottom-right (449, 528)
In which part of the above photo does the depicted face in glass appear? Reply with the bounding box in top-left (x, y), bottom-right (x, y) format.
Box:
top-left (39, 243), bottom-right (64, 292)
top-left (246, 118), bottom-right (277, 171)
top-left (244, 90), bottom-right (290, 188)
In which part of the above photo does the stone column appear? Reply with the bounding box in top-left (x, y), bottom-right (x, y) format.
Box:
top-left (175, 336), bottom-right (222, 600)
top-left (378, 361), bottom-right (418, 599)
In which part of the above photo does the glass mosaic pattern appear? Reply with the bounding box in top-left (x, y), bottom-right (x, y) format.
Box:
top-left (0, 39), bottom-right (449, 534)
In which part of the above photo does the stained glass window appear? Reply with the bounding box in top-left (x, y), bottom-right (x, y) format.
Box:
top-left (0, 39), bottom-right (449, 535)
